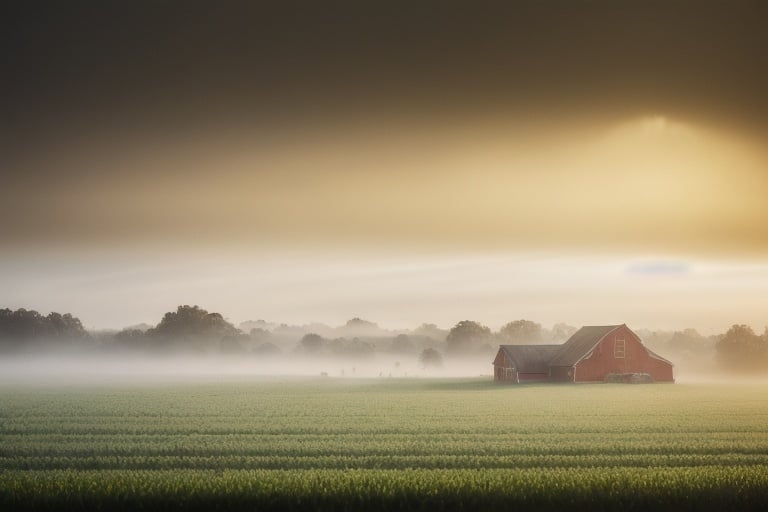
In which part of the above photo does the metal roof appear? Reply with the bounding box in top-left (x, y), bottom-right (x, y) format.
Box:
top-left (499, 344), bottom-right (561, 373)
top-left (548, 325), bottom-right (622, 366)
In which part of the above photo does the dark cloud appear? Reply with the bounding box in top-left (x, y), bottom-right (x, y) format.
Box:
top-left (2, 1), bottom-right (767, 253)
top-left (4, 0), bottom-right (767, 139)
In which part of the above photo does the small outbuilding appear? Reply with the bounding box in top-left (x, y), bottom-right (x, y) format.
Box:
top-left (493, 324), bottom-right (674, 383)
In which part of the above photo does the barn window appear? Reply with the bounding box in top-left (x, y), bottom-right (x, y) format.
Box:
top-left (614, 337), bottom-right (626, 358)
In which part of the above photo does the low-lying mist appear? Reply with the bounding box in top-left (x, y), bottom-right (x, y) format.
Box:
top-left (0, 348), bottom-right (759, 387)
top-left (0, 353), bottom-right (493, 386)
top-left (3, 304), bottom-right (767, 385)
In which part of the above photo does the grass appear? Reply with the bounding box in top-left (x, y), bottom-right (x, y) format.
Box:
top-left (2, 378), bottom-right (768, 510)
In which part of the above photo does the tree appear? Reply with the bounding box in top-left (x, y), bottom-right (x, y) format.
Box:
top-left (0, 308), bottom-right (44, 350)
top-left (412, 323), bottom-right (448, 341)
top-left (340, 318), bottom-right (384, 337)
top-left (249, 328), bottom-right (271, 343)
top-left (147, 305), bottom-right (240, 351)
top-left (446, 320), bottom-right (492, 354)
top-left (0, 308), bottom-right (89, 352)
top-left (299, 333), bottom-right (325, 354)
top-left (716, 324), bottom-right (768, 371)
top-left (45, 312), bottom-right (89, 340)
top-left (151, 305), bottom-right (238, 339)
top-left (667, 328), bottom-right (708, 353)
top-left (498, 320), bottom-right (543, 344)
top-left (418, 348), bottom-right (443, 368)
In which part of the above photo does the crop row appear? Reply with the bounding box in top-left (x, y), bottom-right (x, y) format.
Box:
top-left (4, 382), bottom-right (768, 510)
top-left (3, 453), bottom-right (768, 471)
top-left (3, 467), bottom-right (768, 511)
top-left (4, 439), bottom-right (768, 457)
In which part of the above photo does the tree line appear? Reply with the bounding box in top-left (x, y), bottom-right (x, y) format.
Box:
top-left (0, 308), bottom-right (90, 351)
top-left (1, 305), bottom-right (767, 372)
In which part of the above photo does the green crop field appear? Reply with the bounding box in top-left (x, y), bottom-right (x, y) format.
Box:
top-left (2, 378), bottom-right (768, 511)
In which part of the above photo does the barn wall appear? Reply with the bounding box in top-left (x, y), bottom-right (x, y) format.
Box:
top-left (493, 350), bottom-right (518, 383)
top-left (641, 356), bottom-right (674, 382)
top-left (574, 325), bottom-right (674, 382)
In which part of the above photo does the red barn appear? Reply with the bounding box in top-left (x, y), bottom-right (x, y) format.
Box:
top-left (493, 324), bottom-right (674, 383)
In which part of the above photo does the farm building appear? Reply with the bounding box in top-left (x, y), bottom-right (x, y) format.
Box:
top-left (493, 324), bottom-right (673, 383)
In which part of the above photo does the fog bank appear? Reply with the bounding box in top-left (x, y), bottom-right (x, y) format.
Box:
top-left (0, 353), bottom-right (494, 386)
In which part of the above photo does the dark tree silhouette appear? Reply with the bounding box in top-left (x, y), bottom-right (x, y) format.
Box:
top-left (0, 308), bottom-right (89, 351)
top-left (299, 333), bottom-right (325, 353)
top-left (147, 305), bottom-right (240, 351)
top-left (716, 324), bottom-right (768, 371)
top-left (446, 320), bottom-right (492, 354)
top-left (151, 305), bottom-right (237, 338)
top-left (499, 319), bottom-right (543, 344)
top-left (412, 323), bottom-right (448, 341)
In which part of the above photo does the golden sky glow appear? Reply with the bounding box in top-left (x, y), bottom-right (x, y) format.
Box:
top-left (2, 115), bottom-right (768, 332)
top-left (3, 2), bottom-right (767, 332)
top-left (4, 115), bottom-right (767, 255)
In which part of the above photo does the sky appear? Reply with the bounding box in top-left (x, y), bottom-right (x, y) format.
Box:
top-left (2, 1), bottom-right (767, 333)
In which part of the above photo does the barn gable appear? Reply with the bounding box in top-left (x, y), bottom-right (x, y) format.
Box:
top-left (494, 344), bottom-right (561, 383)
top-left (569, 324), bottom-right (674, 382)
top-left (548, 325), bottom-right (621, 366)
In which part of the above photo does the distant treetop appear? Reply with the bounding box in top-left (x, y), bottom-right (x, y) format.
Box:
top-left (0, 308), bottom-right (90, 351)
top-left (499, 320), bottom-right (543, 344)
top-left (149, 305), bottom-right (240, 344)
top-left (446, 320), bottom-right (492, 354)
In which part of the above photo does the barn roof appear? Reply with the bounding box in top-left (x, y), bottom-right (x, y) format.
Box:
top-left (645, 347), bottom-right (674, 365)
top-left (500, 344), bottom-right (560, 373)
top-left (548, 325), bottom-right (622, 366)
top-left (495, 324), bottom-right (674, 373)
